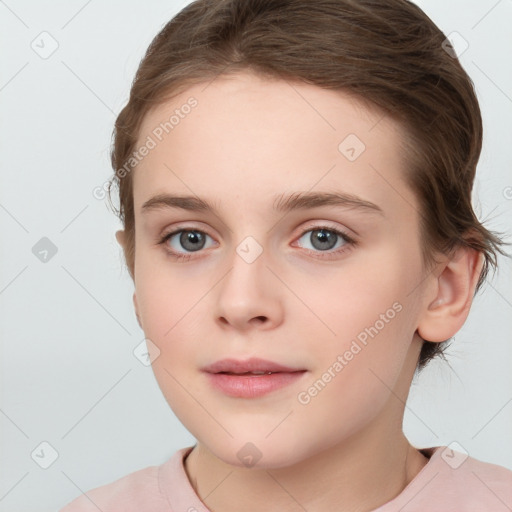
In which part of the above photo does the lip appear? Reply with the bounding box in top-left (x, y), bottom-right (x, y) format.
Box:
top-left (201, 358), bottom-right (307, 398)
top-left (201, 357), bottom-right (304, 374)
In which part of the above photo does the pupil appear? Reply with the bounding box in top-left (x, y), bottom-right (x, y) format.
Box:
top-left (312, 229), bottom-right (336, 250)
top-left (181, 231), bottom-right (204, 251)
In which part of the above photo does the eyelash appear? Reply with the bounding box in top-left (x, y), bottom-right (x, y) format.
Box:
top-left (157, 225), bottom-right (357, 262)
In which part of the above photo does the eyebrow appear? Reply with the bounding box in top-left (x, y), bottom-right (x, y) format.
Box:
top-left (141, 191), bottom-right (384, 216)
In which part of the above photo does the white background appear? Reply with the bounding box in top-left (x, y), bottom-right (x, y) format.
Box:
top-left (1, 1), bottom-right (511, 510)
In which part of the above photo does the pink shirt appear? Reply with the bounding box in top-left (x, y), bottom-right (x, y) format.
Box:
top-left (60, 445), bottom-right (512, 511)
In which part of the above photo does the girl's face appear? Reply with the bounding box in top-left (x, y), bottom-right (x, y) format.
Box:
top-left (129, 71), bottom-right (431, 468)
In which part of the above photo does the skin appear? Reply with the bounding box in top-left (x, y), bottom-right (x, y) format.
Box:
top-left (116, 70), bottom-right (483, 512)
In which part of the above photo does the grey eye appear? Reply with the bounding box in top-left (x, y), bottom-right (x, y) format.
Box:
top-left (297, 228), bottom-right (347, 252)
top-left (168, 230), bottom-right (214, 253)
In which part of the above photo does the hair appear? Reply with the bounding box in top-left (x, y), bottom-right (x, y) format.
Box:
top-left (108, 0), bottom-right (506, 372)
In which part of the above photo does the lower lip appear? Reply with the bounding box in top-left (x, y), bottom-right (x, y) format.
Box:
top-left (204, 371), bottom-right (307, 398)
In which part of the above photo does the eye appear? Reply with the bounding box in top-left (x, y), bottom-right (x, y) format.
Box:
top-left (158, 229), bottom-right (215, 260)
top-left (295, 226), bottom-right (355, 258)
top-left (158, 225), bottom-right (356, 262)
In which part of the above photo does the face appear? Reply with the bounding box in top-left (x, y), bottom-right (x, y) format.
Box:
top-left (129, 71), bottom-right (430, 469)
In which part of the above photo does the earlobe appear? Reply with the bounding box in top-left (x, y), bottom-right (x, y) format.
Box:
top-left (417, 248), bottom-right (484, 343)
top-left (115, 230), bottom-right (126, 249)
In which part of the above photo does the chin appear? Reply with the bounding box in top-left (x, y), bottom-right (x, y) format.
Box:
top-left (200, 434), bottom-right (320, 471)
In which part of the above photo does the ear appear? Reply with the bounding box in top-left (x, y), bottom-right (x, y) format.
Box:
top-left (115, 229), bottom-right (126, 249)
top-left (417, 247), bottom-right (484, 342)
top-left (115, 229), bottom-right (135, 280)
top-left (133, 292), bottom-right (143, 329)
top-left (116, 230), bottom-right (140, 326)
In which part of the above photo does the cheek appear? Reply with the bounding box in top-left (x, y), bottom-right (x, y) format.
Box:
top-left (292, 299), bottom-right (414, 454)
top-left (307, 297), bottom-right (410, 394)
top-left (305, 250), bottom-right (412, 343)
top-left (300, 251), bottom-right (418, 395)
top-left (134, 252), bottom-right (212, 384)
top-left (134, 264), bottom-right (207, 427)
top-left (134, 249), bottom-right (201, 338)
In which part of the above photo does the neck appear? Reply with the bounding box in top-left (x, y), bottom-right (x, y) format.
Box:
top-left (184, 421), bottom-right (428, 512)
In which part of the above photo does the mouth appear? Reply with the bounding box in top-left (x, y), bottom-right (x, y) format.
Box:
top-left (201, 357), bottom-right (305, 374)
top-left (202, 358), bottom-right (307, 398)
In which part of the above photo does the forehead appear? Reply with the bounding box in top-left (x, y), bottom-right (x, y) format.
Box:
top-left (132, 71), bottom-right (416, 222)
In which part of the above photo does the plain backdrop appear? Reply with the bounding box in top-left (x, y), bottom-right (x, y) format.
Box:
top-left (1, 1), bottom-right (511, 510)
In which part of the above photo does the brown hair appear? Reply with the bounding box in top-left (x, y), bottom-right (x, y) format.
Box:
top-left (108, 0), bottom-right (505, 372)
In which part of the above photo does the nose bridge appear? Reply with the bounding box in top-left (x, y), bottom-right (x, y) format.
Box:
top-left (213, 232), bottom-right (281, 327)
top-left (222, 234), bottom-right (268, 297)
top-left (235, 235), bottom-right (266, 266)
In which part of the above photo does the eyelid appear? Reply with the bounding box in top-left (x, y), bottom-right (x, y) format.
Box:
top-left (295, 220), bottom-right (356, 240)
top-left (158, 219), bottom-right (355, 241)
top-left (157, 223), bottom-right (217, 249)
top-left (158, 221), bottom-right (215, 240)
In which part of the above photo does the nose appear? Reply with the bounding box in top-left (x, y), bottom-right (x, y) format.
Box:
top-left (213, 241), bottom-right (284, 332)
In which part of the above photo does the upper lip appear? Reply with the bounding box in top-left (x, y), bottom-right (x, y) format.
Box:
top-left (202, 357), bottom-right (305, 374)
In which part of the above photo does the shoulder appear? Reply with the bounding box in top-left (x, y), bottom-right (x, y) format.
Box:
top-left (443, 448), bottom-right (512, 506)
top-left (401, 446), bottom-right (512, 510)
top-left (58, 461), bottom-right (168, 512)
